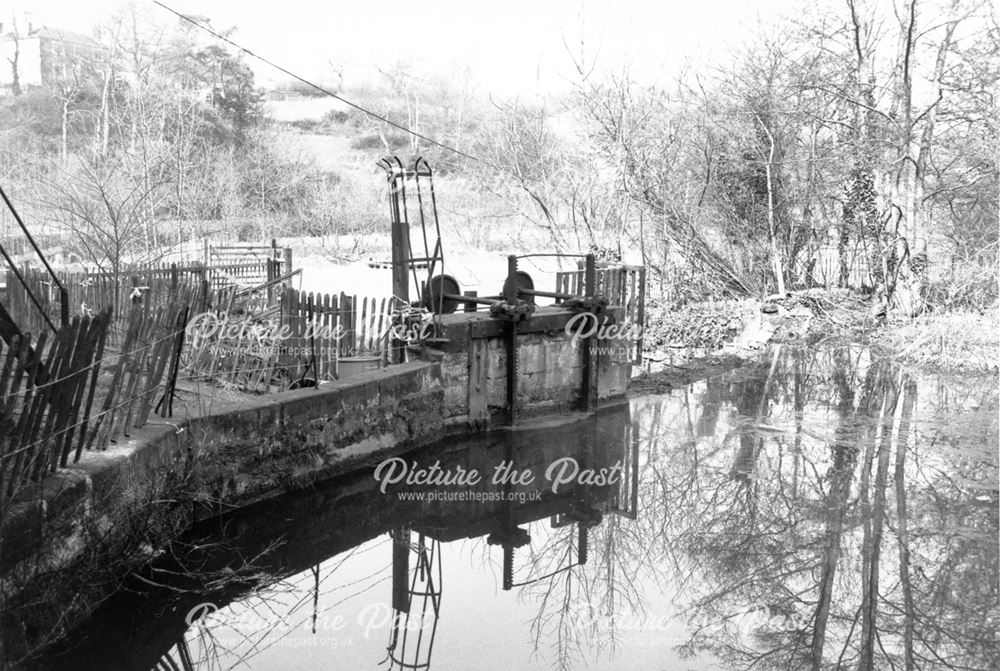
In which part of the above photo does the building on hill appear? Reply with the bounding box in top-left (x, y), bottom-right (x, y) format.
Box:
top-left (0, 21), bottom-right (102, 95)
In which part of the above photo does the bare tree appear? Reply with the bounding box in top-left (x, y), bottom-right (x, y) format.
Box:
top-left (42, 156), bottom-right (168, 285)
top-left (5, 15), bottom-right (21, 96)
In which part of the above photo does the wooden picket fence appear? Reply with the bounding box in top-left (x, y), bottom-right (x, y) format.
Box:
top-left (201, 259), bottom-right (285, 290)
top-left (4, 263), bottom-right (286, 344)
top-left (182, 287), bottom-right (392, 393)
top-left (555, 264), bottom-right (646, 363)
top-left (3, 268), bottom-right (64, 338)
top-left (4, 265), bottom-right (391, 397)
top-left (0, 290), bottom-right (190, 503)
top-left (279, 289), bottom-right (391, 380)
top-left (0, 311), bottom-right (111, 501)
top-left (206, 241), bottom-right (284, 263)
top-left (83, 289), bottom-right (194, 444)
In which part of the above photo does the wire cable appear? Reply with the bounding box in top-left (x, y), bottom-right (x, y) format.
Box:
top-left (153, 1), bottom-right (483, 164)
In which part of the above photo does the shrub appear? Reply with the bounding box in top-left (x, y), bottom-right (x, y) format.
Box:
top-left (924, 256), bottom-right (999, 311)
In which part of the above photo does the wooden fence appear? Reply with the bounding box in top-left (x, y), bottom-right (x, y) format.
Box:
top-left (205, 241), bottom-right (292, 286)
top-left (183, 287), bottom-right (392, 393)
top-left (555, 264), bottom-right (646, 363)
top-left (0, 259), bottom-right (397, 500)
top-left (5, 263), bottom-right (390, 396)
top-left (281, 289), bottom-right (390, 378)
top-left (4, 261), bottom-right (285, 339)
top-left (201, 259), bottom-right (286, 290)
top-left (0, 290), bottom-right (190, 504)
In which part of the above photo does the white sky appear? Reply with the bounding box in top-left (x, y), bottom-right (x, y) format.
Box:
top-left (5, 0), bottom-right (803, 94)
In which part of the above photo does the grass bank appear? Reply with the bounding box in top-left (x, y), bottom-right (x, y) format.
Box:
top-left (635, 290), bottom-right (998, 387)
top-left (874, 308), bottom-right (999, 373)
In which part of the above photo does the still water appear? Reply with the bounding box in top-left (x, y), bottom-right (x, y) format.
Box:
top-left (33, 345), bottom-right (999, 670)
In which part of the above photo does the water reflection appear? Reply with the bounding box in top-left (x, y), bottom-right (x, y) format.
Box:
top-left (29, 346), bottom-right (998, 671)
top-left (383, 531), bottom-right (440, 670)
top-left (633, 346), bottom-right (999, 670)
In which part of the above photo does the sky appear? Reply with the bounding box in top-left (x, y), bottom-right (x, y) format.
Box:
top-left (4, 0), bottom-right (803, 94)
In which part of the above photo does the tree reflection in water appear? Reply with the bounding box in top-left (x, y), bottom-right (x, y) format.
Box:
top-left (28, 346), bottom-right (997, 671)
top-left (532, 344), bottom-right (998, 670)
top-left (151, 345), bottom-right (1000, 671)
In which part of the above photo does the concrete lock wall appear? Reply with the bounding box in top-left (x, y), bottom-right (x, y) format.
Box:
top-left (0, 312), bottom-right (632, 650)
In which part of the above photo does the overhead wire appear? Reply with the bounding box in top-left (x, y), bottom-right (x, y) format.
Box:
top-left (152, 1), bottom-right (484, 165)
top-left (152, 0), bottom-right (592, 277)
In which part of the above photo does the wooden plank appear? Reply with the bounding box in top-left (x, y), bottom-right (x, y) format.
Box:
top-left (1, 335), bottom-right (35, 496)
top-left (375, 298), bottom-right (387, 359)
top-left (57, 314), bottom-right (102, 466)
top-left (339, 293), bottom-right (347, 357)
top-left (0, 334), bottom-right (24, 410)
top-left (467, 337), bottom-right (489, 430)
top-left (324, 292), bottom-right (335, 378)
top-left (114, 304), bottom-right (156, 438)
top-left (351, 295), bottom-right (359, 355)
top-left (135, 301), bottom-right (178, 425)
top-left (359, 297), bottom-right (369, 353)
top-left (75, 310), bottom-right (110, 459)
top-left (88, 303), bottom-right (142, 450)
top-left (304, 291), bottom-right (316, 382)
top-left (329, 294), bottom-right (339, 378)
top-left (29, 317), bottom-right (80, 478)
top-left (289, 290), bottom-right (303, 383)
top-left (332, 292), bottom-right (340, 360)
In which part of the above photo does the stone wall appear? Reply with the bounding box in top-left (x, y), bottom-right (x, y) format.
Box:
top-left (0, 362), bottom-right (443, 655)
top-left (187, 362), bottom-right (444, 513)
top-left (0, 312), bottom-right (633, 656)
